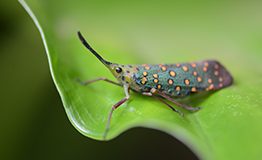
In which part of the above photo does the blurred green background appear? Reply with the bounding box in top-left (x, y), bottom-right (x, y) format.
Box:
top-left (0, 1), bottom-right (197, 159)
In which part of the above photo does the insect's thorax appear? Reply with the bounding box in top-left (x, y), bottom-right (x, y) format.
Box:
top-left (109, 64), bottom-right (151, 92)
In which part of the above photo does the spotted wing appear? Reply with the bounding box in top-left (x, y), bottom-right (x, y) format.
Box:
top-left (136, 60), bottom-right (233, 94)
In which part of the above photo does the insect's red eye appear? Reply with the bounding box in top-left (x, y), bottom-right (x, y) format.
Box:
top-left (116, 67), bottom-right (122, 73)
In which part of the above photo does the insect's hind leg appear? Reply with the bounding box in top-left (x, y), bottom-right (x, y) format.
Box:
top-left (141, 91), bottom-right (183, 116)
top-left (152, 95), bottom-right (183, 116)
top-left (142, 88), bottom-right (202, 111)
top-left (75, 77), bottom-right (122, 87)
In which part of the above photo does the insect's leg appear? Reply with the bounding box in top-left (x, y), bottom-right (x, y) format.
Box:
top-left (142, 92), bottom-right (183, 116)
top-left (75, 77), bottom-right (121, 87)
top-left (150, 88), bottom-right (202, 111)
top-left (103, 85), bottom-right (130, 140)
top-left (152, 95), bottom-right (184, 116)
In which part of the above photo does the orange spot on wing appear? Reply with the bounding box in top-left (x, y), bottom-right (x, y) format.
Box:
top-left (176, 63), bottom-right (180, 67)
top-left (193, 71), bottom-right (197, 76)
top-left (204, 62), bottom-right (209, 67)
top-left (208, 78), bottom-right (212, 83)
top-left (203, 66), bottom-right (207, 72)
top-left (142, 71), bottom-right (148, 76)
top-left (219, 77), bottom-right (223, 82)
top-left (161, 66), bottom-right (167, 71)
top-left (157, 84), bottom-right (162, 89)
top-left (191, 63), bottom-right (196, 67)
top-left (214, 71), bottom-right (219, 76)
top-left (176, 86), bottom-right (181, 91)
top-left (182, 66), bottom-right (188, 71)
top-left (142, 64), bottom-right (146, 66)
top-left (219, 83), bottom-right (223, 87)
top-left (185, 79), bottom-right (190, 85)
top-left (191, 87), bottom-right (196, 92)
top-left (209, 84), bottom-right (214, 90)
top-left (153, 74), bottom-right (158, 78)
top-left (168, 79), bottom-right (173, 85)
top-left (153, 79), bottom-right (159, 83)
top-left (215, 64), bottom-right (219, 69)
top-left (145, 66), bottom-right (150, 70)
top-left (169, 71), bottom-right (176, 77)
top-left (141, 77), bottom-right (147, 85)
top-left (197, 77), bottom-right (202, 82)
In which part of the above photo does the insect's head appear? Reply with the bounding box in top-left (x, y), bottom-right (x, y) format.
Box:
top-left (77, 31), bottom-right (134, 85)
top-left (107, 63), bottom-right (135, 85)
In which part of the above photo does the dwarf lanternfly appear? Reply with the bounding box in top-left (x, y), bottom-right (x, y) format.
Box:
top-left (76, 31), bottom-right (233, 139)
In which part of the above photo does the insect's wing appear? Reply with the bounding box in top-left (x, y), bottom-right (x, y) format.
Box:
top-left (136, 60), bottom-right (233, 92)
top-left (193, 60), bottom-right (233, 91)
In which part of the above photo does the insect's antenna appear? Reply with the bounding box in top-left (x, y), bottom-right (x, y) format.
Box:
top-left (77, 31), bottom-right (111, 65)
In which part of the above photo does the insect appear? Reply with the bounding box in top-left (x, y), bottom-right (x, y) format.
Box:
top-left (76, 31), bottom-right (233, 139)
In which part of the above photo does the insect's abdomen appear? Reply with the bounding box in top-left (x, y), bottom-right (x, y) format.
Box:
top-left (135, 60), bottom-right (233, 97)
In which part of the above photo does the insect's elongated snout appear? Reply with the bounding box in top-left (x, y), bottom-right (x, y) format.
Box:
top-left (77, 31), bottom-right (111, 66)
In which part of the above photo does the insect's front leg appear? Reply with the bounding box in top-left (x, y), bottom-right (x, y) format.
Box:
top-left (149, 88), bottom-right (202, 111)
top-left (103, 85), bottom-right (130, 140)
top-left (75, 77), bottom-right (122, 87)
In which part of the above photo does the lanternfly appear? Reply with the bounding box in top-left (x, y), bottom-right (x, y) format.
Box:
top-left (76, 31), bottom-right (233, 139)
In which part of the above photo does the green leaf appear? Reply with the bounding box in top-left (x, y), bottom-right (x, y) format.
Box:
top-left (19, 0), bottom-right (262, 159)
